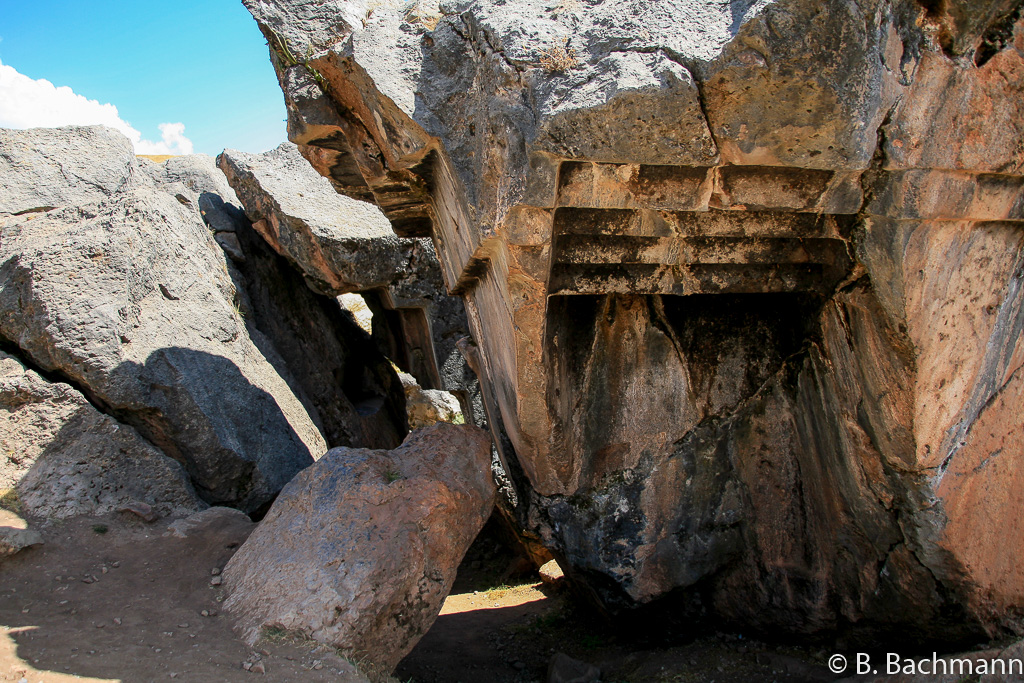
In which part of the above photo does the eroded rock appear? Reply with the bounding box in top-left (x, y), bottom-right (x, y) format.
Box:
top-left (241, 0), bottom-right (1024, 643)
top-left (399, 371), bottom-right (463, 429)
top-left (219, 141), bottom-right (483, 432)
top-left (0, 350), bottom-right (205, 519)
top-left (223, 423), bottom-right (495, 672)
top-left (0, 125), bottom-right (327, 512)
top-left (0, 125), bottom-right (137, 215)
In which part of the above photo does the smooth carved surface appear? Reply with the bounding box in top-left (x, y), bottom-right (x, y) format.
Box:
top-left (245, 0), bottom-right (1024, 641)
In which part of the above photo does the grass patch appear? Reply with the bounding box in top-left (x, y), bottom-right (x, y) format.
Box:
top-left (92, 524), bottom-right (109, 534)
top-left (538, 37), bottom-right (580, 72)
top-left (137, 154), bottom-right (176, 163)
top-left (0, 488), bottom-right (23, 514)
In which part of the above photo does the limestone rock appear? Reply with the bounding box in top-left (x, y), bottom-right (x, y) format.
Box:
top-left (537, 559), bottom-right (564, 585)
top-left (220, 141), bottom-right (483, 433)
top-left (218, 143), bottom-right (403, 294)
top-left (227, 210), bottom-right (409, 450)
top-left (0, 125), bottom-right (327, 512)
top-left (166, 506), bottom-right (255, 540)
top-left (223, 423), bottom-right (496, 672)
top-left (0, 509), bottom-right (42, 556)
top-left (399, 371), bottom-right (463, 429)
top-left (243, 0), bottom-right (1024, 642)
top-left (0, 350), bottom-right (205, 519)
top-left (0, 125), bottom-right (137, 215)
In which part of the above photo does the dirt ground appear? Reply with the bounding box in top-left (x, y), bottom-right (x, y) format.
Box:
top-left (0, 512), bottom-right (368, 683)
top-left (0, 512), bottom-right (857, 683)
top-left (396, 525), bottom-right (839, 683)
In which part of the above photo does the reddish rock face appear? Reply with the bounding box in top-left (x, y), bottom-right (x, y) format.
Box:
top-left (223, 424), bottom-right (496, 672)
top-left (241, 0), bottom-right (1024, 642)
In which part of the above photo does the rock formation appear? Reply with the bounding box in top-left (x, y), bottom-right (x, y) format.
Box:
top-left (241, 0), bottom-right (1024, 642)
top-left (0, 350), bottom-right (205, 519)
top-left (0, 125), bottom-right (409, 514)
top-left (223, 422), bottom-right (496, 672)
top-left (219, 142), bottom-right (485, 428)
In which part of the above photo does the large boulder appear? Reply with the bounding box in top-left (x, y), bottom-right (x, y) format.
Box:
top-left (223, 422), bottom-right (496, 672)
top-left (241, 0), bottom-right (1024, 642)
top-left (218, 143), bottom-right (405, 294)
top-left (0, 350), bottom-right (205, 519)
top-left (0, 125), bottom-right (327, 511)
top-left (0, 125), bottom-right (136, 215)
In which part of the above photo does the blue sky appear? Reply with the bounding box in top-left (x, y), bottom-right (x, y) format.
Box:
top-left (0, 0), bottom-right (288, 155)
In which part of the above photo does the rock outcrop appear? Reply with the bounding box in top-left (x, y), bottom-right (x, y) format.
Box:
top-left (0, 126), bottom-right (326, 511)
top-left (223, 423), bottom-right (496, 672)
top-left (241, 0), bottom-right (1024, 642)
top-left (0, 124), bottom-right (417, 514)
top-left (0, 350), bottom-right (205, 519)
top-left (218, 143), bottom-right (484, 429)
top-left (399, 370), bottom-right (464, 429)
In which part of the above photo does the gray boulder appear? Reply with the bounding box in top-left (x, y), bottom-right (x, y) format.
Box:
top-left (219, 143), bottom-right (404, 294)
top-left (219, 142), bottom-right (484, 429)
top-left (0, 125), bottom-right (137, 215)
top-left (0, 509), bottom-right (43, 556)
top-left (0, 350), bottom-right (205, 519)
top-left (0, 125), bottom-right (327, 512)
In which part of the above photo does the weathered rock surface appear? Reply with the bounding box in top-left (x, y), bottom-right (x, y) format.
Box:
top-left (537, 558), bottom-right (564, 586)
top-left (226, 200), bottom-right (409, 450)
top-left (244, 0), bottom-right (1024, 643)
top-left (0, 350), bottom-right (205, 519)
top-left (0, 126), bottom-right (137, 215)
top-left (223, 423), bottom-right (495, 672)
top-left (399, 370), bottom-right (463, 429)
top-left (219, 143), bottom-right (405, 293)
top-left (0, 125), bottom-right (327, 512)
top-left (165, 506), bottom-right (255, 540)
top-left (219, 142), bottom-right (483, 426)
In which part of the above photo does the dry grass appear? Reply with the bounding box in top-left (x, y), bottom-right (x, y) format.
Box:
top-left (402, 0), bottom-right (442, 30)
top-left (0, 487), bottom-right (22, 514)
top-left (538, 37), bottom-right (580, 72)
top-left (137, 154), bottom-right (175, 163)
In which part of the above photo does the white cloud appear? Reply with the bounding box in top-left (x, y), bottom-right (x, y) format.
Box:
top-left (0, 58), bottom-right (194, 155)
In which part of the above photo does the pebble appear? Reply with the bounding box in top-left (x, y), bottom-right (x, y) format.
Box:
top-left (210, 576), bottom-right (223, 586)
top-left (177, 623), bottom-right (189, 628)
top-left (211, 567), bottom-right (222, 576)
top-left (113, 618), bottom-right (122, 625)
top-left (251, 662), bottom-right (266, 674)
